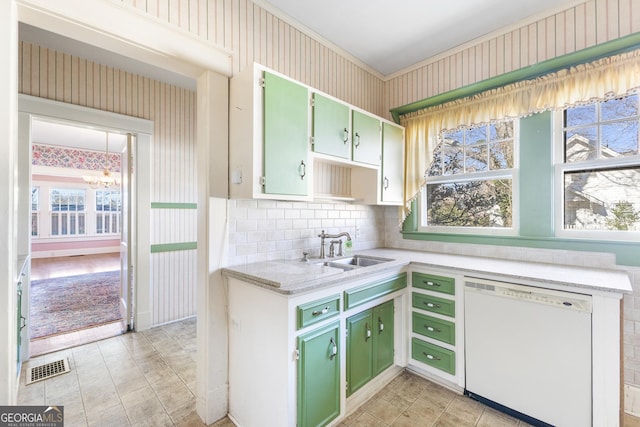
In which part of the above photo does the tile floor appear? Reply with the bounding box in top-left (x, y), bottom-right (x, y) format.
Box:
top-left (18, 317), bottom-right (640, 426)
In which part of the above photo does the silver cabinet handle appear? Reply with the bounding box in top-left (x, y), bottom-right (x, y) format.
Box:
top-left (365, 322), bottom-right (371, 340)
top-left (425, 302), bottom-right (441, 309)
top-left (378, 317), bottom-right (384, 333)
top-left (383, 176), bottom-right (389, 190)
top-left (423, 280), bottom-right (440, 287)
top-left (354, 132), bottom-right (361, 148)
top-left (423, 352), bottom-right (441, 361)
top-left (20, 316), bottom-right (27, 331)
top-left (329, 337), bottom-right (338, 360)
top-left (312, 306), bottom-right (330, 316)
top-left (299, 160), bottom-right (306, 180)
top-left (343, 128), bottom-right (349, 143)
top-left (425, 325), bottom-right (441, 333)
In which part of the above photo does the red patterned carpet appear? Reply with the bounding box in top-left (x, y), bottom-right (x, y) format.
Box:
top-left (30, 270), bottom-right (122, 339)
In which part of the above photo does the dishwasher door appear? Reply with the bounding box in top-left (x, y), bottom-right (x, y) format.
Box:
top-left (464, 278), bottom-right (592, 427)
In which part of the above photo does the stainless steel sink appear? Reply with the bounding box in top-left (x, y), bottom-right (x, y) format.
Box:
top-left (313, 255), bottom-right (392, 270)
top-left (331, 255), bottom-right (390, 267)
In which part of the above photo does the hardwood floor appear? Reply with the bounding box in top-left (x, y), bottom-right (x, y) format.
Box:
top-left (29, 252), bottom-right (123, 356)
top-left (31, 252), bottom-right (120, 280)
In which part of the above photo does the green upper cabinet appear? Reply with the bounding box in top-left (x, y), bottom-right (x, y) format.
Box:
top-left (352, 110), bottom-right (381, 166)
top-left (263, 71), bottom-right (309, 196)
top-left (297, 322), bottom-right (340, 427)
top-left (312, 93), bottom-right (351, 159)
top-left (381, 123), bottom-right (404, 204)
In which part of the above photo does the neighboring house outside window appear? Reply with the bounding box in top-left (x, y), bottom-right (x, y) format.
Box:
top-left (419, 120), bottom-right (518, 234)
top-left (50, 188), bottom-right (86, 236)
top-left (31, 187), bottom-right (39, 237)
top-left (555, 94), bottom-right (640, 240)
top-left (96, 190), bottom-right (121, 235)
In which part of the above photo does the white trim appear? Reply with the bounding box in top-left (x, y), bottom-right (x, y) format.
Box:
top-left (18, 94), bottom-right (154, 346)
top-left (16, 0), bottom-right (232, 78)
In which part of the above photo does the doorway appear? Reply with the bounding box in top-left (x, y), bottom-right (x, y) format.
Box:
top-left (18, 94), bottom-right (153, 360)
top-left (28, 119), bottom-right (129, 355)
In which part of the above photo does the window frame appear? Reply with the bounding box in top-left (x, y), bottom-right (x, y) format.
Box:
top-left (95, 189), bottom-right (122, 235)
top-left (49, 187), bottom-right (87, 237)
top-left (553, 107), bottom-right (640, 242)
top-left (417, 120), bottom-right (520, 236)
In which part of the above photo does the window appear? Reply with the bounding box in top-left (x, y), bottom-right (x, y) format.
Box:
top-left (96, 190), bottom-right (121, 234)
top-left (556, 94), bottom-right (640, 238)
top-left (420, 120), bottom-right (517, 233)
top-left (31, 187), bottom-right (39, 237)
top-left (50, 188), bottom-right (86, 236)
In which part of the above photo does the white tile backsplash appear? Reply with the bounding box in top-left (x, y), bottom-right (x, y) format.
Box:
top-left (226, 199), bottom-right (385, 266)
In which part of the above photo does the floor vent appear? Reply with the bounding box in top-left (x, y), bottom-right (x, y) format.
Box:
top-left (26, 358), bottom-right (71, 385)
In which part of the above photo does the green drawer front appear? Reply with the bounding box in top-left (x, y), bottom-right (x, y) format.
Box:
top-left (412, 292), bottom-right (455, 317)
top-left (412, 272), bottom-right (455, 295)
top-left (412, 312), bottom-right (455, 345)
top-left (344, 273), bottom-right (407, 310)
top-left (297, 295), bottom-right (341, 330)
top-left (412, 338), bottom-right (455, 375)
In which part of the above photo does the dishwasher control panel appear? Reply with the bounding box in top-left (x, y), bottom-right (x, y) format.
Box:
top-left (465, 278), bottom-right (592, 313)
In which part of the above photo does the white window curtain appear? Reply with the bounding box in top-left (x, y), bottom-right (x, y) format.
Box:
top-left (399, 49), bottom-right (640, 223)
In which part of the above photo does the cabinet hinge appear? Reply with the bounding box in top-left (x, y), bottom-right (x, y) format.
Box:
top-left (345, 329), bottom-right (348, 337)
top-left (310, 98), bottom-right (315, 107)
top-left (259, 77), bottom-right (265, 88)
top-left (310, 136), bottom-right (315, 150)
top-left (294, 349), bottom-right (300, 360)
top-left (260, 176), bottom-right (266, 187)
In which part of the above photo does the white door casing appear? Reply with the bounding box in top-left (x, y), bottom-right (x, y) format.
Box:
top-left (18, 94), bottom-right (153, 340)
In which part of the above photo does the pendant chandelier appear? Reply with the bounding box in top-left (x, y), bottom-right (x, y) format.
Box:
top-left (83, 131), bottom-right (121, 189)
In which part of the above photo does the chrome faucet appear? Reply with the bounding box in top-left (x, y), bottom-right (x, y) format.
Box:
top-left (318, 230), bottom-right (352, 259)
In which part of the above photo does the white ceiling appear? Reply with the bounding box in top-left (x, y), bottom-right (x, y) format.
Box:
top-left (31, 119), bottom-right (128, 153)
top-left (262, 0), bottom-right (580, 76)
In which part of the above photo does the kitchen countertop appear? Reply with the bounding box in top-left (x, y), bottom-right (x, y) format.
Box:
top-left (221, 248), bottom-right (633, 296)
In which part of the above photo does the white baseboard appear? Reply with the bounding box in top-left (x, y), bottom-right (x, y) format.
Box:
top-left (625, 383), bottom-right (640, 417)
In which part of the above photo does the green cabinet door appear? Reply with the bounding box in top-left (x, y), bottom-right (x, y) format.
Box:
top-left (298, 322), bottom-right (340, 427)
top-left (373, 300), bottom-right (394, 376)
top-left (312, 93), bottom-right (350, 159)
top-left (352, 110), bottom-right (381, 166)
top-left (381, 123), bottom-right (404, 204)
top-left (346, 310), bottom-right (373, 396)
top-left (263, 72), bottom-right (309, 196)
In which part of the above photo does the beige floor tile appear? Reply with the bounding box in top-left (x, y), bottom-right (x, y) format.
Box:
top-left (477, 407), bottom-right (520, 427)
top-left (362, 396), bottom-right (404, 424)
top-left (350, 412), bottom-right (388, 427)
top-left (122, 395), bottom-right (165, 424)
top-left (444, 395), bottom-right (484, 424)
top-left (626, 413), bottom-right (640, 427)
top-left (434, 411), bottom-right (476, 427)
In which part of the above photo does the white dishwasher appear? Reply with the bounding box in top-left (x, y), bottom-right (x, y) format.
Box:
top-left (464, 278), bottom-right (592, 427)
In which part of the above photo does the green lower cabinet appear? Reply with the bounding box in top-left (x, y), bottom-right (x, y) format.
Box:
top-left (347, 300), bottom-right (395, 396)
top-left (297, 322), bottom-right (340, 427)
top-left (373, 300), bottom-right (394, 376)
top-left (346, 310), bottom-right (373, 396)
